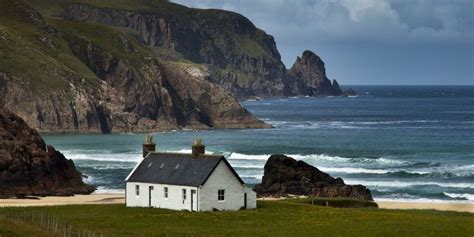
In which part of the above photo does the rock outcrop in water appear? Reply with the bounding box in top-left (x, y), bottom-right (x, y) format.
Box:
top-left (286, 50), bottom-right (342, 96)
top-left (255, 155), bottom-right (373, 201)
top-left (0, 109), bottom-right (95, 198)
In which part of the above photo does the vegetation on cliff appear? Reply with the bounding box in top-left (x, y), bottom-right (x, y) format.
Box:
top-left (1, 0), bottom-right (346, 133)
top-left (0, 0), bottom-right (268, 133)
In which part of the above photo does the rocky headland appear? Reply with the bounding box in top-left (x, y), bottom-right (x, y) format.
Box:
top-left (0, 109), bottom-right (95, 198)
top-left (255, 155), bottom-right (373, 201)
top-left (0, 0), bottom-right (350, 133)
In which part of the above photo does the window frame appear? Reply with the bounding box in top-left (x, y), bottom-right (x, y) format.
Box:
top-left (182, 189), bottom-right (187, 201)
top-left (164, 187), bottom-right (168, 199)
top-left (218, 189), bottom-right (225, 201)
top-left (135, 185), bottom-right (140, 196)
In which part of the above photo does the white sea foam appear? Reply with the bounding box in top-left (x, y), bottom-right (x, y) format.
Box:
top-left (346, 180), bottom-right (474, 189)
top-left (374, 197), bottom-right (474, 204)
top-left (63, 152), bottom-right (141, 163)
top-left (63, 149), bottom-right (217, 163)
top-left (232, 164), bottom-right (264, 169)
top-left (227, 152), bottom-right (407, 167)
top-left (93, 188), bottom-right (125, 194)
top-left (266, 120), bottom-right (444, 130)
top-left (318, 167), bottom-right (388, 174)
top-left (443, 193), bottom-right (474, 201)
top-left (227, 153), bottom-right (272, 160)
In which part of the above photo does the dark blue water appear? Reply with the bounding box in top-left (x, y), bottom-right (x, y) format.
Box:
top-left (43, 86), bottom-right (474, 203)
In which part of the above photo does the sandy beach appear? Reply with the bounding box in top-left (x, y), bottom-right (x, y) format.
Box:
top-left (0, 194), bottom-right (472, 213)
top-left (0, 193), bottom-right (125, 207)
top-left (377, 201), bottom-right (474, 213)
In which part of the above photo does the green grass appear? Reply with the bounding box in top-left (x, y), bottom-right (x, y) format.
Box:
top-left (0, 0), bottom-right (99, 94)
top-left (0, 200), bottom-right (472, 236)
top-left (289, 197), bottom-right (379, 208)
top-left (0, 217), bottom-right (49, 237)
top-left (235, 34), bottom-right (268, 58)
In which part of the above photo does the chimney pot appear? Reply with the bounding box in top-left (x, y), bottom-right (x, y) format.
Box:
top-left (142, 135), bottom-right (156, 158)
top-left (192, 139), bottom-right (205, 158)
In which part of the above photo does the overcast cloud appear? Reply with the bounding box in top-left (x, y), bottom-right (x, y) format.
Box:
top-left (172, 0), bottom-right (474, 85)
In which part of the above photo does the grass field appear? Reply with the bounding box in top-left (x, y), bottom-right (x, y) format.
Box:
top-left (0, 199), bottom-right (473, 236)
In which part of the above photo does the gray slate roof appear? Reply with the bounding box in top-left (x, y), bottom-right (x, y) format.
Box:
top-left (126, 153), bottom-right (244, 186)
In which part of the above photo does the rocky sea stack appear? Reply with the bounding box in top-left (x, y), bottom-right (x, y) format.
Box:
top-left (255, 155), bottom-right (373, 201)
top-left (286, 50), bottom-right (342, 96)
top-left (0, 109), bottom-right (95, 198)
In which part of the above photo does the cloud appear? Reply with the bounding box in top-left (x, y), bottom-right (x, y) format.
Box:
top-left (171, 0), bottom-right (474, 43)
top-left (170, 0), bottom-right (474, 85)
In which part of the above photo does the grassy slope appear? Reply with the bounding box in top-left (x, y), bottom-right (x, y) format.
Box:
top-left (0, 217), bottom-right (49, 237)
top-left (24, 0), bottom-right (271, 87)
top-left (0, 200), bottom-right (473, 237)
top-left (0, 0), bottom-right (99, 94)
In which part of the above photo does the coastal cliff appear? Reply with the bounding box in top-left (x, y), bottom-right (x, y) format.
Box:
top-left (0, 109), bottom-right (95, 198)
top-left (255, 155), bottom-right (373, 201)
top-left (30, 0), bottom-right (344, 98)
top-left (1, 0), bottom-right (347, 133)
top-left (0, 0), bottom-right (267, 133)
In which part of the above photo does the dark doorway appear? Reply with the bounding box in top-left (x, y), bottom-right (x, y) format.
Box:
top-left (149, 186), bottom-right (154, 207)
top-left (191, 190), bottom-right (196, 211)
top-left (244, 193), bottom-right (247, 209)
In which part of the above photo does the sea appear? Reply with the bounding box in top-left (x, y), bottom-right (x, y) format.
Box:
top-left (43, 86), bottom-right (474, 203)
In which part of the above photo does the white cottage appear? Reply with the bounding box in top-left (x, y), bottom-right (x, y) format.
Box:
top-left (125, 136), bottom-right (256, 211)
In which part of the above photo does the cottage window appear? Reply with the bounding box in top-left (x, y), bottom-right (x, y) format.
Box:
top-left (218, 189), bottom-right (225, 201)
top-left (164, 187), bottom-right (168, 199)
top-left (182, 189), bottom-right (187, 201)
top-left (135, 185), bottom-right (140, 196)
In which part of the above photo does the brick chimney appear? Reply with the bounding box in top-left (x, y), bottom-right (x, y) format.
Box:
top-left (192, 139), bottom-right (205, 158)
top-left (142, 135), bottom-right (156, 158)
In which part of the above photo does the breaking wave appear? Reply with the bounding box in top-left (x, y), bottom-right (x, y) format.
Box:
top-left (346, 180), bottom-right (474, 189)
top-left (443, 193), bottom-right (474, 201)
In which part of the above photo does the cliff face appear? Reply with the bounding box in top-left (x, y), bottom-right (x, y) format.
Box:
top-left (61, 3), bottom-right (288, 98)
top-left (255, 155), bottom-right (373, 201)
top-left (0, 109), bottom-right (95, 198)
top-left (55, 1), bottom-right (343, 98)
top-left (0, 0), bottom-right (268, 133)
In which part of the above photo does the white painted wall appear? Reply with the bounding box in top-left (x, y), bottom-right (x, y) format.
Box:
top-left (198, 160), bottom-right (256, 211)
top-left (245, 186), bottom-right (257, 209)
top-left (125, 160), bottom-right (257, 211)
top-left (126, 182), bottom-right (198, 211)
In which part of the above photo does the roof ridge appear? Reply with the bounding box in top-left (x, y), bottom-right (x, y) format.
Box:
top-left (150, 152), bottom-right (223, 157)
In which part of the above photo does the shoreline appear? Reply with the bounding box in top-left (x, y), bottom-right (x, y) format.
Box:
top-left (0, 194), bottom-right (472, 213)
top-left (376, 201), bottom-right (474, 213)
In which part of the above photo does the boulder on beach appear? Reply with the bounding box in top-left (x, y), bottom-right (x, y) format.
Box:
top-left (255, 155), bottom-right (373, 201)
top-left (0, 109), bottom-right (95, 198)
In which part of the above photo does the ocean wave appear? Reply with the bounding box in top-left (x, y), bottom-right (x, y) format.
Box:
top-left (264, 119), bottom-right (457, 130)
top-left (93, 188), bottom-right (125, 194)
top-left (232, 164), bottom-right (264, 169)
top-left (443, 192), bottom-right (474, 201)
top-left (318, 167), bottom-right (388, 174)
top-left (227, 152), bottom-right (407, 166)
top-left (346, 180), bottom-right (474, 189)
top-left (63, 152), bottom-right (141, 162)
top-left (374, 197), bottom-right (474, 204)
top-left (62, 149), bottom-right (217, 162)
top-left (78, 163), bottom-right (135, 170)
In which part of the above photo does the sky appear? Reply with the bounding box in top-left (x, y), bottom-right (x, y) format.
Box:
top-left (172, 0), bottom-right (474, 85)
